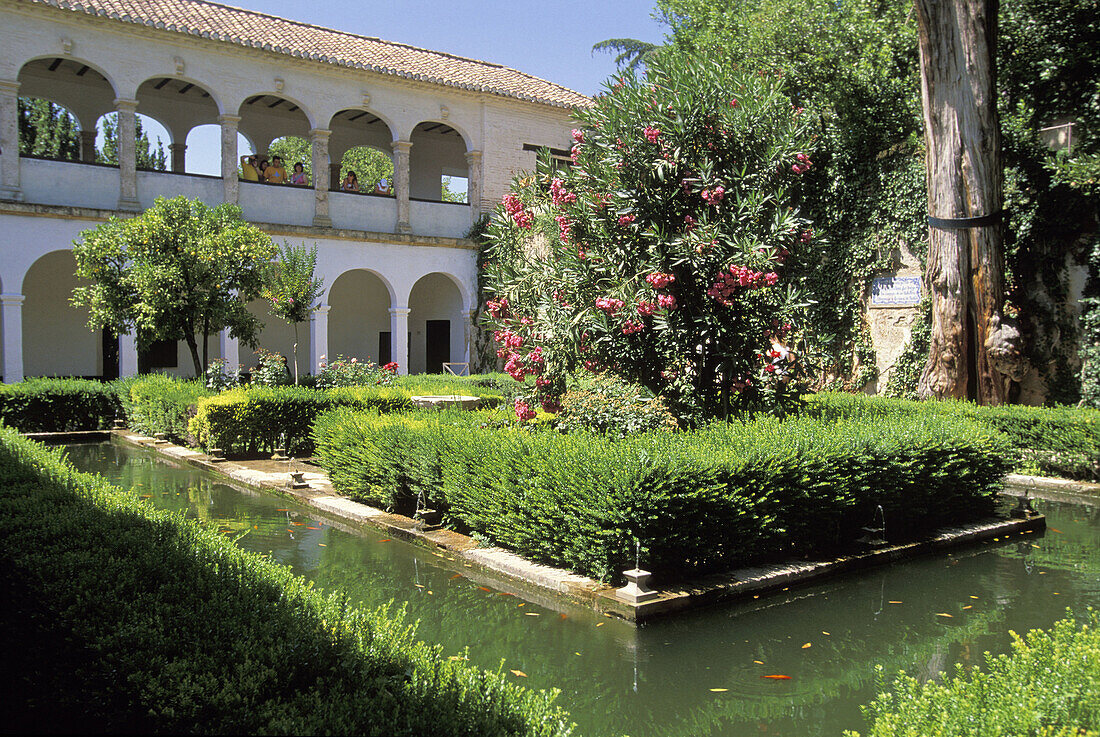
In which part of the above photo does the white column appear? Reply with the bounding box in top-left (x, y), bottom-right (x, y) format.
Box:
top-left (0, 80), bottom-right (23, 202)
top-left (391, 140), bottom-right (412, 234)
top-left (219, 329), bottom-right (239, 372)
top-left (310, 304), bottom-right (330, 375)
top-left (310, 128), bottom-right (332, 227)
top-left (169, 142), bottom-right (187, 173)
top-left (463, 309), bottom-right (476, 366)
top-left (1, 294), bottom-right (24, 383)
top-left (218, 114), bottom-right (241, 205)
top-left (465, 150), bottom-right (482, 223)
top-left (118, 332), bottom-right (139, 378)
top-left (115, 98), bottom-right (140, 211)
top-left (389, 306), bottom-right (410, 375)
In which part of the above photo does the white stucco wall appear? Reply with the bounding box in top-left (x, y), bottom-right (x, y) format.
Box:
top-left (22, 249), bottom-right (99, 377)
top-left (327, 269), bottom-right (391, 364)
top-left (407, 272), bottom-right (464, 374)
top-left (22, 158), bottom-right (120, 210)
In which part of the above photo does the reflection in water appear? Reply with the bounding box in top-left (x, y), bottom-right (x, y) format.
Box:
top-left (64, 442), bottom-right (1100, 737)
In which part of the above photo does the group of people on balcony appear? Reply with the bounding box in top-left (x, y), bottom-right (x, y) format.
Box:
top-left (239, 155), bottom-right (391, 195)
top-left (240, 155), bottom-right (307, 186)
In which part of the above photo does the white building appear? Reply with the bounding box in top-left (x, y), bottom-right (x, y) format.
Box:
top-left (0, 0), bottom-right (585, 381)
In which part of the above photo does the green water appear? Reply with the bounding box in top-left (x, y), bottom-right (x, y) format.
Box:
top-left (63, 441), bottom-right (1100, 737)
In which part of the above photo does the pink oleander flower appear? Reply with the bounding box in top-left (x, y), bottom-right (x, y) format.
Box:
top-left (800, 229), bottom-right (814, 244)
top-left (643, 126), bottom-right (661, 144)
top-left (729, 99), bottom-right (738, 108)
top-left (382, 362), bottom-right (398, 373)
top-left (646, 272), bottom-right (676, 289)
top-left (617, 213), bottom-right (636, 227)
top-left (701, 185), bottom-right (726, 205)
top-left (535, 376), bottom-right (552, 388)
top-left (621, 320), bottom-right (644, 335)
top-left (595, 297), bottom-right (625, 315)
top-left (550, 178), bottom-right (577, 207)
top-left (657, 293), bottom-right (677, 309)
top-left (572, 128), bottom-right (585, 143)
top-left (514, 399), bottom-right (536, 421)
top-left (637, 300), bottom-right (659, 317)
top-left (540, 397), bottom-right (561, 414)
top-left (571, 144), bottom-right (581, 165)
top-left (683, 214), bottom-right (696, 231)
top-left (555, 214), bottom-right (573, 244)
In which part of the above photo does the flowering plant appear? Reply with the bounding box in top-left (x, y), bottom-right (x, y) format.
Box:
top-left (314, 354), bottom-right (396, 389)
top-left (482, 54), bottom-right (820, 421)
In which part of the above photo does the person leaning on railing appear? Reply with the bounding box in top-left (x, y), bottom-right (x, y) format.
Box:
top-left (240, 154), bottom-right (260, 182)
top-left (264, 156), bottom-right (287, 184)
top-left (288, 161), bottom-right (308, 186)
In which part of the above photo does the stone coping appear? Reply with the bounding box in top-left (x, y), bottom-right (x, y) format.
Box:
top-left (34, 430), bottom-right (1051, 624)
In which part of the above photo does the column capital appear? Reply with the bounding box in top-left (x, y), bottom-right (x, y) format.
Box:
top-left (0, 293), bottom-right (25, 306)
top-left (390, 139), bottom-right (413, 154)
top-left (217, 113), bottom-right (241, 126)
top-left (0, 79), bottom-right (20, 95)
top-left (168, 142), bottom-right (187, 150)
top-left (309, 128), bottom-right (332, 141)
top-left (464, 149), bottom-right (482, 164)
top-left (388, 306), bottom-right (411, 317)
top-left (314, 303), bottom-right (332, 316)
top-left (113, 98), bottom-right (139, 112)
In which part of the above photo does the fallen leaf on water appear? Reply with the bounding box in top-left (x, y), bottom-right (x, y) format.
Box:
top-left (762, 675), bottom-right (791, 680)
top-left (450, 574), bottom-right (463, 580)
top-left (478, 587), bottom-right (492, 593)
top-left (801, 642), bottom-right (812, 649)
top-left (709, 688), bottom-right (728, 692)
top-left (753, 660), bottom-right (764, 665)
top-left (936, 613), bottom-right (953, 618)
top-left (510, 670), bottom-right (527, 678)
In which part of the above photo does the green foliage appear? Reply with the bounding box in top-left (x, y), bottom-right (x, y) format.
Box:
top-left (123, 375), bottom-right (211, 440)
top-left (591, 38), bottom-right (660, 70)
top-left (313, 408), bottom-right (1008, 581)
top-left (204, 357), bottom-right (241, 391)
top-left (847, 611), bottom-right (1100, 737)
top-left (18, 97), bottom-right (80, 160)
top-left (1080, 229), bottom-right (1100, 409)
top-left (250, 348), bottom-right (293, 387)
top-left (806, 392), bottom-right (1100, 480)
top-left (0, 427), bottom-right (573, 736)
top-left (96, 111), bottom-right (167, 171)
top-left (483, 53), bottom-right (819, 421)
top-left (884, 297), bottom-right (933, 400)
top-left (261, 242), bottom-right (325, 384)
top-left (315, 355), bottom-right (396, 389)
top-left (553, 372), bottom-right (678, 437)
top-left (71, 196), bottom-right (278, 377)
top-left (0, 378), bottom-right (122, 431)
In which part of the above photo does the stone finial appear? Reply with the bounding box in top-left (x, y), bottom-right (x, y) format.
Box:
top-left (440, 105), bottom-right (450, 120)
top-left (361, 91), bottom-right (371, 107)
top-left (60, 37), bottom-right (73, 55)
top-left (174, 56), bottom-right (185, 75)
top-left (274, 77), bottom-right (285, 92)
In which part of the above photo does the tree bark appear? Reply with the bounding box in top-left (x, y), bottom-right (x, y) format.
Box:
top-left (915, 0), bottom-right (1019, 404)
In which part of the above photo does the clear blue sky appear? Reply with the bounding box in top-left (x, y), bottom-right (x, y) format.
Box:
top-left (133, 0), bottom-right (668, 175)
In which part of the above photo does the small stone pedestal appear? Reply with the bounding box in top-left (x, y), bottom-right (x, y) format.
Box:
top-left (287, 471), bottom-right (310, 489)
top-left (271, 448), bottom-right (289, 461)
top-left (112, 418), bottom-right (126, 430)
top-left (415, 508), bottom-right (443, 531)
top-left (207, 448), bottom-right (226, 463)
top-left (153, 433), bottom-right (168, 445)
top-left (616, 568), bottom-right (659, 604)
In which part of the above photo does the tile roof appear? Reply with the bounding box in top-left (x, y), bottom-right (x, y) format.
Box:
top-left (21, 0), bottom-right (592, 109)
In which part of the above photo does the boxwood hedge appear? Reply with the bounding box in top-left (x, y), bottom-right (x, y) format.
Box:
top-left (313, 409), bottom-right (1010, 581)
top-left (0, 377), bottom-right (123, 431)
top-left (848, 610), bottom-right (1100, 737)
top-left (805, 392), bottom-right (1100, 480)
top-left (0, 425), bottom-right (572, 736)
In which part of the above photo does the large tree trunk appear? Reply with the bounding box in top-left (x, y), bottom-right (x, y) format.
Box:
top-left (915, 0), bottom-right (1021, 404)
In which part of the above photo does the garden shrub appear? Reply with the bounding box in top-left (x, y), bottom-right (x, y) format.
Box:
top-left (0, 378), bottom-right (123, 431)
top-left (313, 409), bottom-right (1008, 581)
top-left (553, 373), bottom-right (678, 437)
top-left (806, 392), bottom-right (1100, 480)
top-left (847, 610), bottom-right (1100, 737)
top-left (0, 426), bottom-right (572, 736)
top-left (123, 375), bottom-right (212, 440)
top-left (314, 354), bottom-right (396, 389)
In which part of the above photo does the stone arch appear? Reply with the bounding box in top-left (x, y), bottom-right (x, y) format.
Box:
top-left (407, 272), bottom-right (466, 374)
top-left (329, 108), bottom-right (396, 192)
top-left (20, 249), bottom-right (101, 378)
top-left (327, 269), bottom-right (394, 364)
top-left (17, 57), bottom-right (118, 160)
top-left (236, 93), bottom-right (315, 154)
top-left (135, 77), bottom-right (223, 172)
top-left (409, 121), bottom-right (470, 202)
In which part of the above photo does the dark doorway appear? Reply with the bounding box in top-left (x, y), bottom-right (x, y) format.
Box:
top-left (101, 329), bottom-right (119, 380)
top-left (425, 320), bottom-right (450, 374)
top-left (379, 332), bottom-right (391, 366)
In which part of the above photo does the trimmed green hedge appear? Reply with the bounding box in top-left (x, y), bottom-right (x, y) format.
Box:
top-left (190, 380), bottom-right (505, 456)
top-left (0, 378), bottom-right (123, 431)
top-left (847, 611), bottom-right (1100, 737)
top-left (313, 409), bottom-right (1009, 581)
top-left (0, 425), bottom-right (572, 736)
top-left (806, 392), bottom-right (1100, 480)
top-left (122, 375), bottom-right (212, 440)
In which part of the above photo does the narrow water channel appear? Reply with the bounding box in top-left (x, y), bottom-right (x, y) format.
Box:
top-left (63, 441), bottom-right (1100, 737)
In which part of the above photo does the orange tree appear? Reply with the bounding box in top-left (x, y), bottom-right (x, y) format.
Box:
top-left (481, 54), bottom-right (821, 422)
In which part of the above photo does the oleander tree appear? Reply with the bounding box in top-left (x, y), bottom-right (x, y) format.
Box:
top-left (481, 53), bottom-right (821, 422)
top-left (72, 196), bottom-right (277, 377)
top-left (260, 242), bottom-right (325, 384)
